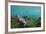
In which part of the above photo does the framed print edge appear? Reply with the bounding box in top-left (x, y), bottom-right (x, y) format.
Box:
top-left (5, 0), bottom-right (45, 33)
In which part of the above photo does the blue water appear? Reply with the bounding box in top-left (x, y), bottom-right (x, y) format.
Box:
top-left (11, 5), bottom-right (41, 19)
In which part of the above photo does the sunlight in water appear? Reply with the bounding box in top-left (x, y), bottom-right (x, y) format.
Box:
top-left (11, 5), bottom-right (41, 28)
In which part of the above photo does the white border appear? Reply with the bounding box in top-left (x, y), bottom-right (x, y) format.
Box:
top-left (8, 2), bottom-right (44, 32)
